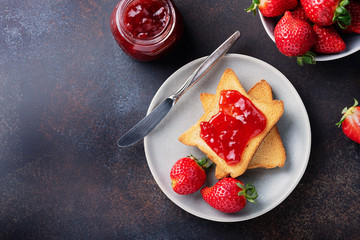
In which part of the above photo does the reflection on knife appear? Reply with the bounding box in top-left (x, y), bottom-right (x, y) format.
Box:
top-left (117, 30), bottom-right (241, 147)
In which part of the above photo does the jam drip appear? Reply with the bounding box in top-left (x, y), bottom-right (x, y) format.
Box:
top-left (200, 90), bottom-right (266, 165)
top-left (123, 0), bottom-right (169, 38)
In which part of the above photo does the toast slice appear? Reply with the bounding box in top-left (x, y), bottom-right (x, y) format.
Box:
top-left (178, 69), bottom-right (284, 178)
top-left (200, 80), bottom-right (286, 178)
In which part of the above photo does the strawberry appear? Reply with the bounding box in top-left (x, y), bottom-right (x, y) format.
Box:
top-left (313, 25), bottom-right (346, 54)
top-left (170, 155), bottom-right (211, 195)
top-left (343, 1), bottom-right (360, 34)
top-left (246, 0), bottom-right (298, 17)
top-left (291, 4), bottom-right (310, 22)
top-left (301, 0), bottom-right (351, 28)
top-left (336, 99), bottom-right (360, 144)
top-left (201, 178), bottom-right (257, 213)
top-left (274, 11), bottom-right (317, 65)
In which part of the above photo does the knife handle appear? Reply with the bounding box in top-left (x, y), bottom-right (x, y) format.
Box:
top-left (170, 30), bottom-right (240, 102)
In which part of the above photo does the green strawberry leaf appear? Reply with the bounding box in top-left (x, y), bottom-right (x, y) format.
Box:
top-left (297, 57), bottom-right (304, 66)
top-left (333, 0), bottom-right (351, 28)
top-left (297, 51), bottom-right (316, 66)
top-left (237, 182), bottom-right (258, 203)
top-left (192, 155), bottom-right (213, 169)
top-left (245, 0), bottom-right (260, 16)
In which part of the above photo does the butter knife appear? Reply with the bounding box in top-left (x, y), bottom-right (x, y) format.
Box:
top-left (117, 30), bottom-right (241, 147)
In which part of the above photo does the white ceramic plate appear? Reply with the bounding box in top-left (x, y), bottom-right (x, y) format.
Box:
top-left (259, 12), bottom-right (360, 61)
top-left (144, 54), bottom-right (311, 222)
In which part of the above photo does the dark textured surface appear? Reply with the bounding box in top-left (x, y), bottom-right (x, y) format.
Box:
top-left (0, 0), bottom-right (359, 239)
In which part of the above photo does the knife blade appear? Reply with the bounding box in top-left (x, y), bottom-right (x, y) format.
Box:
top-left (117, 30), bottom-right (241, 147)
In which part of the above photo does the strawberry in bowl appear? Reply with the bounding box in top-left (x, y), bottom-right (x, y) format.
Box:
top-left (312, 25), bottom-right (346, 54)
top-left (246, 0), bottom-right (298, 17)
top-left (274, 11), bottom-right (317, 65)
top-left (254, 0), bottom-right (360, 63)
top-left (300, 0), bottom-right (351, 28)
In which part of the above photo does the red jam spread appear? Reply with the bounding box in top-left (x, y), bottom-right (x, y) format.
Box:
top-left (200, 90), bottom-right (266, 165)
top-left (123, 0), bottom-right (169, 39)
top-left (110, 0), bottom-right (183, 61)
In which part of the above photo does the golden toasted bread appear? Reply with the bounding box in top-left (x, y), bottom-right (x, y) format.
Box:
top-left (201, 80), bottom-right (286, 178)
top-left (178, 69), bottom-right (284, 179)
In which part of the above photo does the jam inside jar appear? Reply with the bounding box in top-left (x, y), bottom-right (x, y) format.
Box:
top-left (110, 0), bottom-right (183, 61)
top-left (200, 90), bottom-right (267, 165)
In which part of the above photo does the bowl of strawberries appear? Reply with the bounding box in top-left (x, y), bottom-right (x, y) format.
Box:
top-left (247, 0), bottom-right (360, 65)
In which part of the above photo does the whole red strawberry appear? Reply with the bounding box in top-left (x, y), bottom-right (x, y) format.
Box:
top-left (274, 11), bottom-right (316, 65)
top-left (343, 1), bottom-right (360, 34)
top-left (301, 0), bottom-right (351, 28)
top-left (201, 178), bottom-right (257, 213)
top-left (336, 99), bottom-right (360, 144)
top-left (246, 0), bottom-right (298, 17)
top-left (170, 155), bottom-right (211, 195)
top-left (313, 25), bottom-right (346, 54)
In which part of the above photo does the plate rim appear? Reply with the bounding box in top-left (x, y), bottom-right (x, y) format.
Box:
top-left (144, 53), bottom-right (312, 222)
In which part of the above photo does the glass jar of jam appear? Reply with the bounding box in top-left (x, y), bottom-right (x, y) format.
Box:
top-left (110, 0), bottom-right (183, 61)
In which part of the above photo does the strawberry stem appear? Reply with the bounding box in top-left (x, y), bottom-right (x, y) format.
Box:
top-left (188, 154), bottom-right (213, 169)
top-left (237, 183), bottom-right (258, 203)
top-left (336, 98), bottom-right (358, 127)
top-left (245, 0), bottom-right (260, 16)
